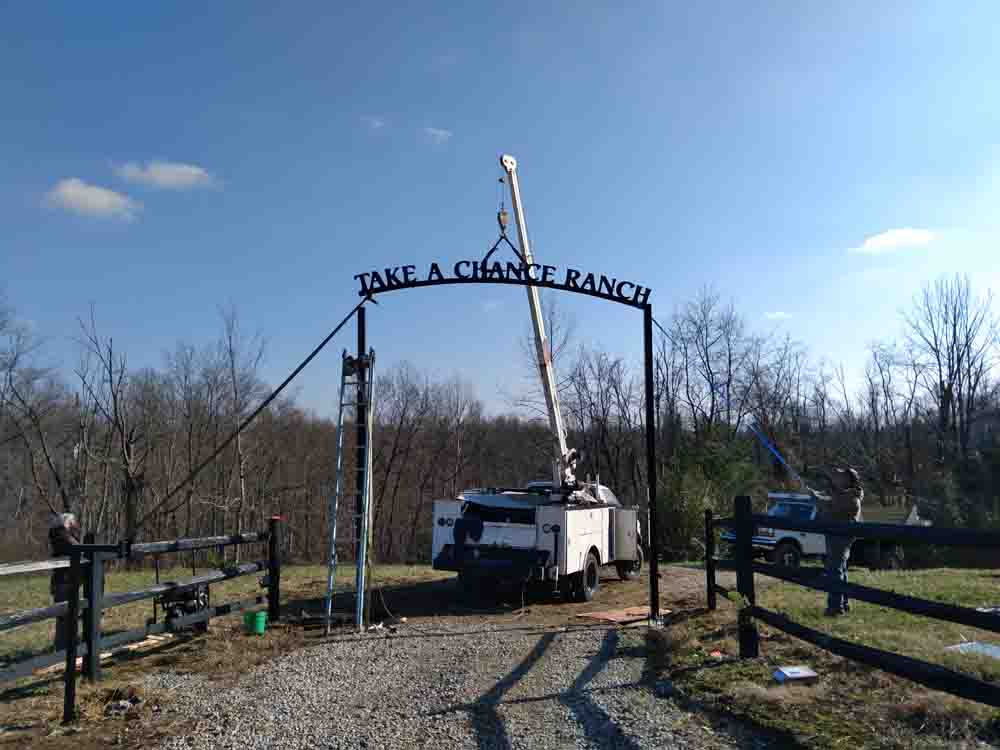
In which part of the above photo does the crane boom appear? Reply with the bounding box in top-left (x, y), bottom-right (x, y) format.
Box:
top-left (500, 154), bottom-right (569, 486)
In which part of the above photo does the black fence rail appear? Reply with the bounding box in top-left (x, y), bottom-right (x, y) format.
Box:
top-left (0, 517), bottom-right (284, 722)
top-left (705, 496), bottom-right (1000, 708)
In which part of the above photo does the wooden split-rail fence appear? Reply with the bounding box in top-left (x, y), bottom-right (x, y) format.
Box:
top-left (706, 496), bottom-right (1000, 707)
top-left (0, 517), bottom-right (283, 723)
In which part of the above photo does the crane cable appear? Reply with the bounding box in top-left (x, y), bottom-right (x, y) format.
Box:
top-left (138, 295), bottom-right (374, 527)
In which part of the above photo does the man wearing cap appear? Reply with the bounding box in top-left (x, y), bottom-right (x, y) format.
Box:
top-left (819, 467), bottom-right (864, 616)
top-left (49, 513), bottom-right (81, 649)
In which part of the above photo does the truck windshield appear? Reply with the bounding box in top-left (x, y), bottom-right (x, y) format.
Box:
top-left (767, 503), bottom-right (813, 521)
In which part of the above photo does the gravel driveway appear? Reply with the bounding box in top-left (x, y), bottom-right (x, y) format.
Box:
top-left (149, 622), bottom-right (747, 750)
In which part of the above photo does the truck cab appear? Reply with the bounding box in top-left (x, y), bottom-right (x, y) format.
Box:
top-left (720, 493), bottom-right (823, 567)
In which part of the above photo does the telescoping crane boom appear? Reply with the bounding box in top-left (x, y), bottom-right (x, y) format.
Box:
top-left (429, 153), bottom-right (644, 604)
top-left (499, 154), bottom-right (574, 488)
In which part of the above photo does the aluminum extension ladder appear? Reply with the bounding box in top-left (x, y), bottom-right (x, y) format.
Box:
top-left (323, 348), bottom-right (376, 635)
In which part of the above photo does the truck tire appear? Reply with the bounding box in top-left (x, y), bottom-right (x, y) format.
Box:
top-left (575, 552), bottom-right (601, 602)
top-left (774, 541), bottom-right (801, 568)
top-left (616, 545), bottom-right (644, 581)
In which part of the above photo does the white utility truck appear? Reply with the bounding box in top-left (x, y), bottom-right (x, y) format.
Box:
top-left (430, 155), bottom-right (643, 601)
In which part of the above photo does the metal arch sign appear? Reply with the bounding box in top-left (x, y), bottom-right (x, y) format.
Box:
top-left (355, 260), bottom-right (652, 309)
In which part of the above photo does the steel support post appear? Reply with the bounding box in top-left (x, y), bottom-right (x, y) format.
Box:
top-left (643, 304), bottom-right (661, 622)
top-left (354, 307), bottom-right (368, 629)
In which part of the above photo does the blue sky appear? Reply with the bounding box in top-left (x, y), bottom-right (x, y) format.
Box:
top-left (3, 2), bottom-right (999, 416)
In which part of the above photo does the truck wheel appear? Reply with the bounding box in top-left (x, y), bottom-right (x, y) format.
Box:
top-left (774, 542), bottom-right (801, 568)
top-left (576, 552), bottom-right (601, 602)
top-left (616, 545), bottom-right (643, 581)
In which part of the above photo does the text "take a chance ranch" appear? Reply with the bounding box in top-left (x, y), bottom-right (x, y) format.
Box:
top-left (355, 260), bottom-right (652, 309)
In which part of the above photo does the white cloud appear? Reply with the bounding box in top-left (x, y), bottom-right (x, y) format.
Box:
top-left (45, 178), bottom-right (141, 220)
top-left (423, 127), bottom-right (453, 144)
top-left (362, 116), bottom-right (386, 131)
top-left (848, 227), bottom-right (936, 255)
top-left (114, 160), bottom-right (215, 189)
top-left (764, 311), bottom-right (791, 321)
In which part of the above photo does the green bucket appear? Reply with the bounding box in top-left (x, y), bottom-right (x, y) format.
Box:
top-left (243, 610), bottom-right (268, 635)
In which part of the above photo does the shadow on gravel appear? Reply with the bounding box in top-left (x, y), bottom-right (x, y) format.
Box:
top-left (559, 630), bottom-right (644, 750)
top-left (425, 629), bottom-right (642, 750)
top-left (282, 570), bottom-right (653, 628)
top-left (468, 632), bottom-right (557, 750)
top-left (282, 578), bottom-right (517, 623)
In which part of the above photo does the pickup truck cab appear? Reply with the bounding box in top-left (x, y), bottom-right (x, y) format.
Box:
top-left (721, 492), bottom-right (910, 569)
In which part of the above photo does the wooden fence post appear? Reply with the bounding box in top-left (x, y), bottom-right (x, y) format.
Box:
top-left (268, 517), bottom-right (282, 623)
top-left (705, 509), bottom-right (717, 611)
top-left (62, 551), bottom-right (82, 724)
top-left (81, 533), bottom-right (106, 683)
top-left (735, 495), bottom-right (759, 658)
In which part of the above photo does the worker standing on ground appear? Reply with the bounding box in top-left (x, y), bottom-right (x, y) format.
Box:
top-left (48, 513), bottom-right (81, 649)
top-left (812, 468), bottom-right (864, 616)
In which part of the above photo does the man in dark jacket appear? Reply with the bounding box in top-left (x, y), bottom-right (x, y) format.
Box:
top-left (821, 468), bottom-right (863, 616)
top-left (49, 513), bottom-right (81, 650)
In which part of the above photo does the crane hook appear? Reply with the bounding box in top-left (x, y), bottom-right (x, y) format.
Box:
top-left (496, 177), bottom-right (508, 235)
top-left (497, 207), bottom-right (509, 235)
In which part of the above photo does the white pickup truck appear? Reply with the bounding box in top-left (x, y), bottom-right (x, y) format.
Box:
top-left (721, 492), bottom-right (922, 569)
top-left (431, 481), bottom-right (643, 602)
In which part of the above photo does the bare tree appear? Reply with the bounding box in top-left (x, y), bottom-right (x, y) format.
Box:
top-left (904, 274), bottom-right (996, 461)
top-left (509, 295), bottom-right (576, 421)
top-left (219, 305), bottom-right (266, 560)
top-left (76, 310), bottom-right (150, 545)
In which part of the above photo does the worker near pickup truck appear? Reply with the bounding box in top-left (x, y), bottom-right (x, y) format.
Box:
top-left (48, 513), bottom-right (81, 649)
top-left (810, 468), bottom-right (863, 616)
top-left (811, 467), bottom-right (865, 617)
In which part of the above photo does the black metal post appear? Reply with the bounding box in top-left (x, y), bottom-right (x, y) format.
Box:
top-left (356, 306), bottom-right (366, 561)
top-left (268, 516), bottom-right (282, 623)
top-left (735, 495), bottom-right (759, 658)
top-left (705, 509), bottom-right (717, 611)
top-left (62, 551), bottom-right (82, 724)
top-left (83, 547), bottom-right (104, 682)
top-left (643, 304), bottom-right (661, 621)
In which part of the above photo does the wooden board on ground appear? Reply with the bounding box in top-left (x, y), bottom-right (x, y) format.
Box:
top-left (575, 605), bottom-right (664, 624)
top-left (38, 634), bottom-right (174, 676)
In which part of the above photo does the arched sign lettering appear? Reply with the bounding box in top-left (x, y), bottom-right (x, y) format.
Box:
top-left (355, 260), bottom-right (652, 309)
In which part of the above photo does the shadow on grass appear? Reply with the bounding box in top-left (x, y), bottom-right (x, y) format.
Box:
top-left (640, 612), bottom-right (808, 749)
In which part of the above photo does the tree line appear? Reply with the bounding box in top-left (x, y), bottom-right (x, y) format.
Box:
top-left (2, 273), bottom-right (997, 564)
